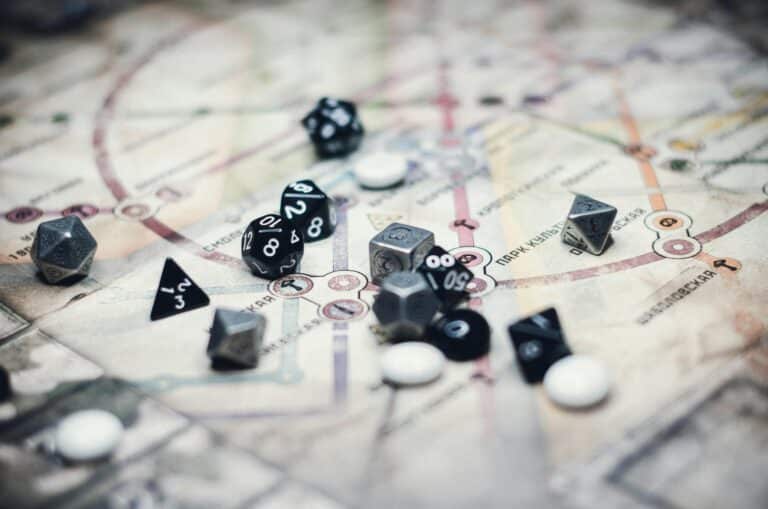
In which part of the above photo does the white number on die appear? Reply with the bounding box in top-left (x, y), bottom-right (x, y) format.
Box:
top-left (263, 238), bottom-right (280, 257)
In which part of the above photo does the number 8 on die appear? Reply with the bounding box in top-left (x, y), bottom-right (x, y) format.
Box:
top-left (241, 213), bottom-right (304, 280)
top-left (280, 179), bottom-right (336, 242)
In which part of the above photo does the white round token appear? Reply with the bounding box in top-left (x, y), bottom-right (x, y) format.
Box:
top-left (55, 409), bottom-right (124, 462)
top-left (543, 355), bottom-right (610, 409)
top-left (354, 152), bottom-right (408, 189)
top-left (380, 342), bottom-right (445, 386)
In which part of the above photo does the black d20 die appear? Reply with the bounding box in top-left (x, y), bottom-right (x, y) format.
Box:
top-left (241, 213), bottom-right (304, 280)
top-left (416, 246), bottom-right (473, 310)
top-left (301, 97), bottom-right (364, 158)
top-left (507, 307), bottom-right (572, 384)
top-left (280, 179), bottom-right (336, 242)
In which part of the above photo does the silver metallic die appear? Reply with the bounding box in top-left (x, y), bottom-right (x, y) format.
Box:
top-left (369, 222), bottom-right (435, 284)
top-left (561, 194), bottom-right (617, 255)
top-left (207, 308), bottom-right (266, 368)
top-left (31, 215), bottom-right (98, 284)
top-left (372, 271), bottom-right (440, 341)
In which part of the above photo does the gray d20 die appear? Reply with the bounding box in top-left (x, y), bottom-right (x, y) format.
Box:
top-left (561, 194), bottom-right (617, 255)
top-left (372, 271), bottom-right (439, 341)
top-left (31, 215), bottom-right (98, 284)
top-left (207, 308), bottom-right (266, 369)
top-left (369, 223), bottom-right (434, 284)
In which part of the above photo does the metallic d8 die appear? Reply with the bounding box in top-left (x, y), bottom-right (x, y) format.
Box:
top-left (369, 222), bottom-right (435, 285)
top-left (561, 194), bottom-right (617, 255)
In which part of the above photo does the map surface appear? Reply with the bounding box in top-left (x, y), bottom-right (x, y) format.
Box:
top-left (0, 1), bottom-right (766, 507)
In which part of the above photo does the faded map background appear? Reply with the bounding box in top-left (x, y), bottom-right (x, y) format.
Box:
top-left (0, 1), bottom-right (767, 508)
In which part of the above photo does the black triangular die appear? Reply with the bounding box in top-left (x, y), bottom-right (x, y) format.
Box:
top-left (150, 258), bottom-right (210, 321)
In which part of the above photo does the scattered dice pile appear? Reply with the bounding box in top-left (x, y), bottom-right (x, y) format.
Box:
top-left (6, 96), bottom-right (620, 465)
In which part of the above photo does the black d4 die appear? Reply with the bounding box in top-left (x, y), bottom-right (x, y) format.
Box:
top-left (301, 97), bottom-right (364, 158)
top-left (280, 179), bottom-right (336, 242)
top-left (416, 246), bottom-right (473, 310)
top-left (241, 213), bottom-right (304, 280)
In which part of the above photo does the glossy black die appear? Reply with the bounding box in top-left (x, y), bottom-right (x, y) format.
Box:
top-left (428, 309), bottom-right (491, 361)
top-left (301, 97), bottom-right (364, 158)
top-left (417, 245), bottom-right (473, 310)
top-left (280, 179), bottom-right (336, 242)
top-left (507, 307), bottom-right (571, 384)
top-left (241, 213), bottom-right (304, 280)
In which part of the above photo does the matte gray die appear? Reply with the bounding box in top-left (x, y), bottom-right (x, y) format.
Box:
top-left (369, 222), bottom-right (434, 284)
top-left (561, 194), bottom-right (617, 255)
top-left (31, 215), bottom-right (98, 285)
top-left (372, 271), bottom-right (440, 340)
top-left (207, 308), bottom-right (266, 368)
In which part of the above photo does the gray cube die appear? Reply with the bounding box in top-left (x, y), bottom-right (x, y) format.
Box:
top-left (369, 222), bottom-right (434, 284)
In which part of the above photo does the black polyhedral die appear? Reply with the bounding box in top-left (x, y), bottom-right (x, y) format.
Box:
top-left (508, 307), bottom-right (572, 384)
top-left (429, 309), bottom-right (491, 361)
top-left (0, 365), bottom-right (11, 402)
top-left (241, 214), bottom-right (304, 280)
top-left (280, 179), bottom-right (336, 242)
top-left (417, 245), bottom-right (473, 310)
top-left (301, 97), bottom-right (364, 158)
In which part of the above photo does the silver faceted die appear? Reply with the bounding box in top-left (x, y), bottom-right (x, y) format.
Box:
top-left (561, 194), bottom-right (617, 255)
top-left (372, 271), bottom-right (440, 341)
top-left (31, 215), bottom-right (98, 284)
top-left (207, 308), bottom-right (266, 368)
top-left (369, 222), bottom-right (434, 284)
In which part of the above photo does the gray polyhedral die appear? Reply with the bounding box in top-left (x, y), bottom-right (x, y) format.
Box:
top-left (372, 271), bottom-right (440, 341)
top-left (31, 215), bottom-right (98, 284)
top-left (207, 308), bottom-right (266, 368)
top-left (369, 222), bottom-right (434, 285)
top-left (561, 194), bottom-right (617, 255)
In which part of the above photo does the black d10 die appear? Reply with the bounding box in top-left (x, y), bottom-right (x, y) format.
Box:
top-left (280, 179), bottom-right (336, 242)
top-left (417, 246), bottom-right (473, 310)
top-left (301, 97), bottom-right (364, 158)
top-left (428, 309), bottom-right (491, 361)
top-left (507, 307), bottom-right (572, 384)
top-left (241, 214), bottom-right (304, 280)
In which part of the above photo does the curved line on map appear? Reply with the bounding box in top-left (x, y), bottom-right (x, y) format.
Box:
top-left (92, 23), bottom-right (768, 299)
top-left (496, 201), bottom-right (768, 289)
top-left (90, 25), bottom-right (248, 267)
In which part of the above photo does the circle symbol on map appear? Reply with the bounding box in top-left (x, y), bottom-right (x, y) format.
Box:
top-left (654, 215), bottom-right (684, 231)
top-left (62, 203), bottom-right (99, 219)
top-left (452, 250), bottom-right (482, 267)
top-left (115, 202), bottom-right (154, 221)
top-left (321, 299), bottom-right (368, 321)
top-left (656, 237), bottom-right (701, 259)
top-left (624, 143), bottom-right (657, 161)
top-left (466, 277), bottom-right (488, 294)
top-left (155, 187), bottom-right (183, 202)
top-left (5, 206), bottom-right (43, 224)
top-left (327, 273), bottom-right (364, 292)
top-left (645, 210), bottom-right (693, 233)
top-left (269, 274), bottom-right (313, 297)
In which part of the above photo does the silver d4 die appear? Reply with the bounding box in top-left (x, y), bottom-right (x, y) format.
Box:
top-left (561, 194), bottom-right (617, 255)
top-left (369, 222), bottom-right (434, 285)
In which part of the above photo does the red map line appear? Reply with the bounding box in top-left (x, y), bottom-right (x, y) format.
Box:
top-left (92, 24), bottom-right (437, 270)
top-left (497, 201), bottom-right (768, 289)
